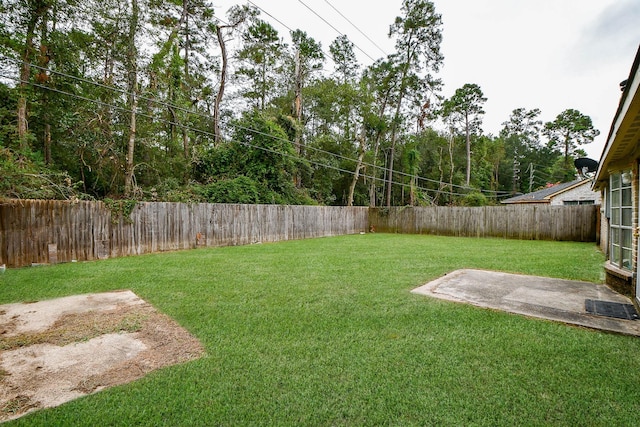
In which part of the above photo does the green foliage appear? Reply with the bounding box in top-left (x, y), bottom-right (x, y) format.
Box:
top-left (230, 110), bottom-right (296, 191)
top-left (329, 35), bottom-right (359, 83)
top-left (196, 110), bottom-right (314, 205)
top-left (0, 83), bottom-right (18, 147)
top-left (236, 19), bottom-right (284, 110)
top-left (290, 29), bottom-right (325, 77)
top-left (0, 1), bottom-right (601, 206)
top-left (544, 108), bottom-right (600, 163)
top-left (103, 198), bottom-right (137, 223)
top-left (0, 147), bottom-right (86, 200)
top-left (442, 83), bottom-right (487, 126)
top-left (203, 176), bottom-right (260, 204)
top-left (147, 179), bottom-right (205, 204)
top-left (460, 191), bottom-right (489, 206)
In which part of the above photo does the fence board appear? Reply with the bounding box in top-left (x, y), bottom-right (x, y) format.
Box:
top-left (369, 205), bottom-right (597, 242)
top-left (0, 200), bottom-right (596, 268)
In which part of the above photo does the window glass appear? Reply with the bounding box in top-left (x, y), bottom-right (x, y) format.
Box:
top-left (622, 208), bottom-right (633, 226)
top-left (622, 187), bottom-right (632, 206)
top-left (623, 248), bottom-right (632, 269)
top-left (623, 228), bottom-right (633, 248)
top-left (611, 174), bottom-right (621, 188)
top-left (611, 244), bottom-right (620, 264)
top-left (611, 189), bottom-right (620, 206)
top-left (611, 208), bottom-right (620, 225)
top-left (609, 171), bottom-right (633, 270)
top-left (611, 227), bottom-right (620, 245)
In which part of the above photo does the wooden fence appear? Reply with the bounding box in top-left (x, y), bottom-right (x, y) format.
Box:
top-left (0, 200), bottom-right (598, 268)
top-left (0, 200), bottom-right (368, 268)
top-left (369, 205), bottom-right (598, 242)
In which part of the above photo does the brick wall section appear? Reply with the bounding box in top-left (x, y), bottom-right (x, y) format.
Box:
top-left (549, 183), bottom-right (602, 206)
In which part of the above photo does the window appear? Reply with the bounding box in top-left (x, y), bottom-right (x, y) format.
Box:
top-left (563, 200), bottom-right (595, 205)
top-left (609, 171), bottom-right (633, 269)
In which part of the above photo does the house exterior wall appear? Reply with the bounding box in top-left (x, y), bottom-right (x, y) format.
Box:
top-left (599, 163), bottom-right (638, 298)
top-left (599, 191), bottom-right (609, 254)
top-left (594, 45), bottom-right (640, 304)
top-left (549, 183), bottom-right (601, 206)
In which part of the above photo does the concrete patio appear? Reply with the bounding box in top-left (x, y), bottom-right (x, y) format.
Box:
top-left (412, 269), bottom-right (640, 336)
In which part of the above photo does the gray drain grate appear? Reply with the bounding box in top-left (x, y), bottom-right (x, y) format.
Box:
top-left (585, 299), bottom-right (638, 320)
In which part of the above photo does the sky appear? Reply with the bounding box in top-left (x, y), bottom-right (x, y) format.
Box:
top-left (214, 0), bottom-right (640, 160)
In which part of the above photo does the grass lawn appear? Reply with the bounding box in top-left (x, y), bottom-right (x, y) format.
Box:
top-left (2, 233), bottom-right (639, 426)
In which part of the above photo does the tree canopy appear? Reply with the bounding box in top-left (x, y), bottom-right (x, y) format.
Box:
top-left (0, 0), bottom-right (599, 205)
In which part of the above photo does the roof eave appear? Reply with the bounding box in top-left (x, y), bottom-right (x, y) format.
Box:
top-left (594, 44), bottom-right (640, 189)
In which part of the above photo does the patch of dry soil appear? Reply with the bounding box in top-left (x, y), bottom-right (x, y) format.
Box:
top-left (0, 290), bottom-right (205, 422)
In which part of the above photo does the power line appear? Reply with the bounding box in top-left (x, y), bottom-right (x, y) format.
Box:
top-left (323, 0), bottom-right (388, 57)
top-left (0, 72), bottom-right (475, 200)
top-left (247, 0), bottom-right (380, 68)
top-left (1, 56), bottom-right (511, 198)
top-left (296, 0), bottom-right (377, 62)
top-left (247, 0), bottom-right (294, 33)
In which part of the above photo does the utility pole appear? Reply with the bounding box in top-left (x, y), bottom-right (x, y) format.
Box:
top-left (293, 49), bottom-right (303, 188)
top-left (512, 152), bottom-right (520, 194)
top-left (293, 49), bottom-right (302, 153)
top-left (526, 163), bottom-right (535, 193)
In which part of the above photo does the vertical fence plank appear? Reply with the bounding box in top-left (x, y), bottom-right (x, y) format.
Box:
top-left (366, 205), bottom-right (597, 242)
top-left (0, 200), bottom-right (592, 268)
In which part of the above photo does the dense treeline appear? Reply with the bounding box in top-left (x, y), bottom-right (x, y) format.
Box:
top-left (0, 0), bottom-right (600, 206)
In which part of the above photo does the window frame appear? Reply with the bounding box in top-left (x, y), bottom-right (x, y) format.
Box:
top-left (609, 171), bottom-right (633, 270)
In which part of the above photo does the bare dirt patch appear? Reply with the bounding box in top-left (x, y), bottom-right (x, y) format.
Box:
top-left (0, 290), bottom-right (205, 422)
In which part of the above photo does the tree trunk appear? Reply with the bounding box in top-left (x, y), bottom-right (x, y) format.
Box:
top-left (44, 123), bottom-right (51, 164)
top-left (386, 89), bottom-right (407, 207)
top-left (368, 89), bottom-right (391, 207)
top-left (293, 50), bottom-right (302, 152)
top-left (293, 49), bottom-right (303, 188)
top-left (385, 57), bottom-right (411, 207)
top-left (448, 131), bottom-right (455, 201)
top-left (260, 59), bottom-right (267, 110)
top-left (347, 131), bottom-right (366, 206)
top-left (368, 133), bottom-right (381, 207)
top-left (385, 130), bottom-right (397, 207)
top-left (182, 128), bottom-right (189, 162)
top-left (17, 7), bottom-right (43, 149)
top-left (214, 25), bottom-right (227, 145)
top-left (465, 111), bottom-right (471, 187)
top-left (124, 0), bottom-right (139, 198)
top-left (434, 146), bottom-right (445, 205)
top-left (183, 0), bottom-right (190, 79)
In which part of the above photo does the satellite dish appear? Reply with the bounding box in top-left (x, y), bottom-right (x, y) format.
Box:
top-left (574, 158), bottom-right (599, 178)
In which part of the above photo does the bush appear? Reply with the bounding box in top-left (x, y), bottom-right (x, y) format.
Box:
top-left (0, 148), bottom-right (88, 200)
top-left (204, 176), bottom-right (261, 204)
top-left (460, 191), bottom-right (488, 206)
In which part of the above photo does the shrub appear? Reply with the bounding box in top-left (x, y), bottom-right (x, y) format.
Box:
top-left (461, 191), bottom-right (488, 206)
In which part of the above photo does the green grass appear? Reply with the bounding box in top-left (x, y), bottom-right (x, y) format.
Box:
top-left (2, 234), bottom-right (639, 426)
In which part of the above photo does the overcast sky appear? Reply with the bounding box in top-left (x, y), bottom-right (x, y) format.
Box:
top-left (215, 0), bottom-right (640, 160)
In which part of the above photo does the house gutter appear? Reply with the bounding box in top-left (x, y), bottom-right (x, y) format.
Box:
top-left (594, 44), bottom-right (640, 189)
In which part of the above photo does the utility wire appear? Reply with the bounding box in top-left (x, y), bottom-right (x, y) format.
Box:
top-left (1, 71), bottom-right (476, 199)
top-left (247, 0), bottom-right (380, 67)
top-left (0, 56), bottom-right (511, 197)
top-left (323, 0), bottom-right (388, 57)
top-left (5, 55), bottom-right (513, 197)
top-left (296, 0), bottom-right (377, 62)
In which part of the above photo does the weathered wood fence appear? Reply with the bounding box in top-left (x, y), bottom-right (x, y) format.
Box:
top-left (0, 200), bottom-right (598, 268)
top-left (369, 205), bottom-right (598, 242)
top-left (0, 200), bottom-right (368, 268)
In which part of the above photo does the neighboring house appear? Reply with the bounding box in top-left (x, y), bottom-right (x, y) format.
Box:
top-left (593, 45), bottom-right (640, 300)
top-left (501, 179), bottom-right (601, 206)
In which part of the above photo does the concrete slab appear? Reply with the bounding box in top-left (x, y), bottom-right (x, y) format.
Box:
top-left (412, 269), bottom-right (640, 336)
